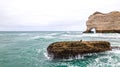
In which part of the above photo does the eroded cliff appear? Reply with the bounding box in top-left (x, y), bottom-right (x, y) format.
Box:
top-left (84, 11), bottom-right (120, 33)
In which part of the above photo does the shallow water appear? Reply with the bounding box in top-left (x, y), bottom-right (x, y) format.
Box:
top-left (0, 31), bottom-right (120, 67)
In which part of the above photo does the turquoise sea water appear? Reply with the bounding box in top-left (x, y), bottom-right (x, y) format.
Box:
top-left (0, 31), bottom-right (120, 67)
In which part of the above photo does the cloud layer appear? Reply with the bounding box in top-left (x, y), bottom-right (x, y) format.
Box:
top-left (0, 0), bottom-right (120, 31)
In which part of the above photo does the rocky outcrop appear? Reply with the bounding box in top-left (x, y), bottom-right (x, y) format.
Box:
top-left (83, 11), bottom-right (120, 33)
top-left (47, 41), bottom-right (111, 59)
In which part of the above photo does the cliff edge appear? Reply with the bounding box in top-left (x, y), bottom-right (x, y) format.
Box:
top-left (83, 11), bottom-right (120, 33)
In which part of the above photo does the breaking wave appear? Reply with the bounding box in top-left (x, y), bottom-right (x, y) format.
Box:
top-left (28, 35), bottom-right (55, 40)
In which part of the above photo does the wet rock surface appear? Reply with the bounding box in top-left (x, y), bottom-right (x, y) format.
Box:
top-left (47, 41), bottom-right (111, 59)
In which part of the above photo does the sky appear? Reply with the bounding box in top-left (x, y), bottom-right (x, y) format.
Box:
top-left (0, 0), bottom-right (120, 31)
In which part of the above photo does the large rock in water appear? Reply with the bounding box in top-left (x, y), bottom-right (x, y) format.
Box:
top-left (83, 11), bottom-right (120, 33)
top-left (47, 41), bottom-right (111, 59)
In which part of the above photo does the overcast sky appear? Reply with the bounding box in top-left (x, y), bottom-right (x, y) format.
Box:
top-left (0, 0), bottom-right (120, 31)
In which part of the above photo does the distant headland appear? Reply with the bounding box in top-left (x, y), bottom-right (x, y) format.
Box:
top-left (83, 11), bottom-right (120, 33)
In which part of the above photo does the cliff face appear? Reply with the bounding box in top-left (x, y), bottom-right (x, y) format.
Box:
top-left (84, 11), bottom-right (120, 33)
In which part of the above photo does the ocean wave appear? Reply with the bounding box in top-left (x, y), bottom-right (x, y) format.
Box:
top-left (42, 36), bottom-right (55, 39)
top-left (29, 36), bottom-right (41, 40)
top-left (37, 48), bottom-right (51, 60)
top-left (88, 56), bottom-right (115, 67)
top-left (48, 33), bottom-right (59, 36)
top-left (82, 33), bottom-right (120, 39)
top-left (59, 33), bottom-right (120, 39)
top-left (59, 33), bottom-right (113, 39)
top-left (18, 33), bottom-right (28, 36)
top-left (43, 52), bottom-right (51, 60)
top-left (28, 35), bottom-right (55, 40)
top-left (60, 33), bottom-right (109, 38)
top-left (82, 33), bottom-right (103, 37)
top-left (60, 55), bottom-right (85, 61)
top-left (61, 34), bottom-right (83, 38)
top-left (47, 53), bottom-right (99, 61)
top-left (111, 42), bottom-right (120, 45)
top-left (109, 49), bottom-right (120, 54)
top-left (87, 50), bottom-right (120, 67)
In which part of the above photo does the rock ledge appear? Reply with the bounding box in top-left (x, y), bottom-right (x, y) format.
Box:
top-left (47, 41), bottom-right (111, 59)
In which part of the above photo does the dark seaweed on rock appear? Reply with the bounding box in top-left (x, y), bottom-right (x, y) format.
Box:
top-left (47, 41), bottom-right (111, 59)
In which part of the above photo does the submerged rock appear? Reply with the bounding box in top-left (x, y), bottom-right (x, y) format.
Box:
top-left (47, 41), bottom-right (111, 59)
top-left (83, 11), bottom-right (120, 33)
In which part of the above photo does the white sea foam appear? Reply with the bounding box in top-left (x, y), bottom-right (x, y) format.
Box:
top-left (109, 49), bottom-right (120, 54)
top-left (19, 33), bottom-right (28, 36)
top-left (87, 50), bottom-right (120, 67)
top-left (62, 55), bottom-right (84, 61)
top-left (43, 52), bottom-right (51, 60)
top-left (59, 33), bottom-right (120, 40)
top-left (75, 55), bottom-right (84, 59)
top-left (88, 56), bottom-right (114, 67)
top-left (95, 56), bottom-right (112, 63)
top-left (82, 33), bottom-right (120, 38)
top-left (82, 33), bottom-right (103, 37)
top-left (48, 33), bottom-right (58, 36)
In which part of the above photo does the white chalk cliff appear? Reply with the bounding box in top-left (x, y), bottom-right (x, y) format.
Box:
top-left (84, 11), bottom-right (120, 33)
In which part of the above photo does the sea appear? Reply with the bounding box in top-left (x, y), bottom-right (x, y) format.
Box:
top-left (0, 31), bottom-right (120, 67)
